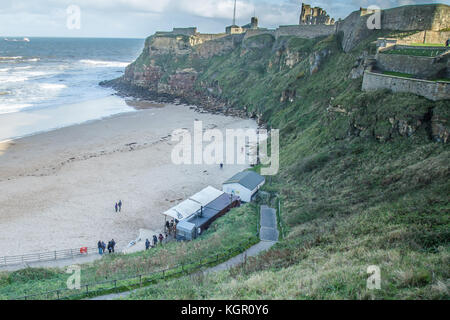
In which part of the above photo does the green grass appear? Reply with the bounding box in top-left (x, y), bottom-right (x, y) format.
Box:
top-left (0, 204), bottom-right (259, 299)
top-left (410, 43), bottom-right (446, 47)
top-left (118, 30), bottom-right (449, 300)
top-left (382, 71), bottom-right (415, 78)
top-left (383, 48), bottom-right (446, 57)
top-left (3, 29), bottom-right (449, 300)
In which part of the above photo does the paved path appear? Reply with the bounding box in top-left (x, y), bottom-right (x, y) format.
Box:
top-left (91, 205), bottom-right (279, 300)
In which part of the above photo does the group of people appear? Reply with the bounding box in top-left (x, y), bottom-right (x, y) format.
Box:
top-left (97, 239), bottom-right (116, 254)
top-left (145, 233), bottom-right (167, 250)
top-left (165, 219), bottom-right (177, 235)
top-left (114, 200), bottom-right (123, 213)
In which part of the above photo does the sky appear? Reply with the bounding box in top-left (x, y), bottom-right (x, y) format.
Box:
top-left (0, 0), bottom-right (448, 38)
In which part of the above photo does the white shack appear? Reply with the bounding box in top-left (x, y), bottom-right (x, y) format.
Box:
top-left (222, 171), bottom-right (265, 203)
top-left (162, 186), bottom-right (224, 221)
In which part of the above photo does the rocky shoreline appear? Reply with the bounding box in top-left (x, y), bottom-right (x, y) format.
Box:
top-left (100, 78), bottom-right (254, 121)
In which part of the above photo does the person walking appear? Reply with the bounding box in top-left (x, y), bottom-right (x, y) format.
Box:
top-left (107, 241), bottom-right (112, 253)
top-left (111, 239), bottom-right (116, 253)
top-left (153, 235), bottom-right (158, 247)
top-left (118, 200), bottom-right (122, 212)
top-left (115, 203), bottom-right (118, 213)
top-left (145, 238), bottom-right (150, 250)
top-left (165, 220), bottom-right (170, 234)
top-left (97, 240), bottom-right (103, 255)
top-left (169, 220), bottom-right (174, 234)
top-left (102, 241), bottom-right (106, 254)
top-left (158, 233), bottom-right (164, 245)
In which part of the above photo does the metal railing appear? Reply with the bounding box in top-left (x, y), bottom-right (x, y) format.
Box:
top-left (0, 247), bottom-right (99, 267)
top-left (12, 236), bottom-right (258, 300)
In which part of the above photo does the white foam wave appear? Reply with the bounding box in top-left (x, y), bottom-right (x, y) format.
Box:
top-left (0, 56), bottom-right (22, 60)
top-left (0, 103), bottom-right (33, 115)
top-left (1, 76), bottom-right (28, 83)
top-left (39, 83), bottom-right (67, 90)
top-left (79, 59), bottom-right (129, 68)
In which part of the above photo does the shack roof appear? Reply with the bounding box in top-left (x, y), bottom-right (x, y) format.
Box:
top-left (187, 193), bottom-right (239, 228)
top-left (223, 171), bottom-right (265, 190)
top-left (163, 186), bottom-right (224, 221)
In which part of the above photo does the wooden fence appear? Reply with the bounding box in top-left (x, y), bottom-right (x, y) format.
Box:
top-left (0, 247), bottom-right (99, 268)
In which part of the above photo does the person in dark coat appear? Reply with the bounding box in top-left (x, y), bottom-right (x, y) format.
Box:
top-left (102, 241), bottom-right (106, 253)
top-left (118, 200), bottom-right (122, 212)
top-left (446, 39), bottom-right (449, 47)
top-left (115, 203), bottom-right (118, 213)
top-left (107, 241), bottom-right (112, 253)
top-left (158, 233), bottom-right (164, 244)
top-left (111, 239), bottom-right (116, 253)
top-left (97, 241), bottom-right (103, 255)
top-left (153, 235), bottom-right (158, 247)
top-left (165, 220), bottom-right (170, 233)
top-left (145, 238), bottom-right (150, 250)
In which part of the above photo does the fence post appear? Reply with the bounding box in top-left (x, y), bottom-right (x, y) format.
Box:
top-left (86, 285), bottom-right (89, 295)
top-left (139, 275), bottom-right (142, 287)
top-left (114, 280), bottom-right (117, 289)
top-left (56, 290), bottom-right (60, 300)
top-left (163, 270), bottom-right (165, 279)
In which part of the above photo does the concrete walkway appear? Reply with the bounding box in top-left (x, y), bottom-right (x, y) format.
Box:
top-left (91, 205), bottom-right (279, 300)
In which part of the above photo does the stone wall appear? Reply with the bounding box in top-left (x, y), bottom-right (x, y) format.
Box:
top-left (337, 4), bottom-right (450, 52)
top-left (196, 33), bottom-right (228, 42)
top-left (396, 31), bottom-right (450, 45)
top-left (243, 29), bottom-right (276, 41)
top-left (275, 25), bottom-right (336, 39)
top-left (362, 71), bottom-right (450, 101)
top-left (376, 49), bottom-right (448, 79)
top-left (172, 27), bottom-right (198, 36)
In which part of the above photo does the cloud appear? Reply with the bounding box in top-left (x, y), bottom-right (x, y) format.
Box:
top-left (0, 0), bottom-right (447, 38)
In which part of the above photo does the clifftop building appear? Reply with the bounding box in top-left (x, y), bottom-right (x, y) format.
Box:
top-left (225, 0), bottom-right (260, 34)
top-left (300, 3), bottom-right (335, 25)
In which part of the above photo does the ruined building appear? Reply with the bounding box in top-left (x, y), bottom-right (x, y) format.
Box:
top-left (300, 3), bottom-right (335, 25)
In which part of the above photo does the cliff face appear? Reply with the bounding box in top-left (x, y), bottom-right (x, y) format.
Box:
top-left (98, 5), bottom-right (449, 299)
top-left (103, 3), bottom-right (449, 143)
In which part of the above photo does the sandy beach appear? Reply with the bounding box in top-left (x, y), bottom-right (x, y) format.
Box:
top-left (0, 103), bottom-right (257, 256)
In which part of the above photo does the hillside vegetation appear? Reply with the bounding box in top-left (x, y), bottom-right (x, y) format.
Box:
top-left (2, 29), bottom-right (448, 300)
top-left (120, 30), bottom-right (449, 299)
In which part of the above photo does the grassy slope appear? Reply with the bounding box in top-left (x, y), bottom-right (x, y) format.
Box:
top-left (1, 32), bottom-right (448, 300)
top-left (0, 205), bottom-right (258, 299)
top-left (126, 32), bottom-right (449, 299)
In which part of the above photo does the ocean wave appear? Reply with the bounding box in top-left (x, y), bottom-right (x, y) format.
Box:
top-left (0, 56), bottom-right (22, 60)
top-left (0, 68), bottom-right (9, 72)
top-left (0, 103), bottom-right (33, 115)
top-left (79, 59), bottom-right (129, 68)
top-left (1, 76), bottom-right (29, 83)
top-left (39, 83), bottom-right (67, 90)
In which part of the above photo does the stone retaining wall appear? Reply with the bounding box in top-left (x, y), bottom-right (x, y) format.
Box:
top-left (362, 71), bottom-right (450, 101)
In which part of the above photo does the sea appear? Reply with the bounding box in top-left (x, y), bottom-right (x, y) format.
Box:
top-left (0, 37), bottom-right (145, 141)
